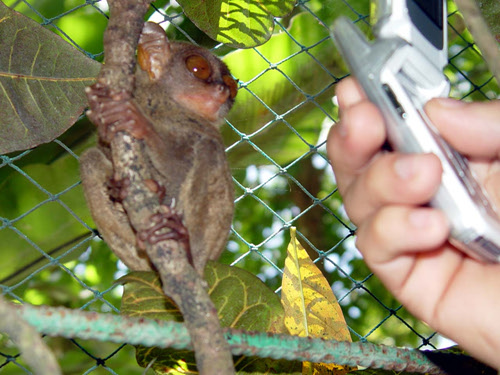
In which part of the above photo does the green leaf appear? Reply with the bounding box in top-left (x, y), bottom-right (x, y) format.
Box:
top-left (177, 0), bottom-right (296, 48)
top-left (206, 259), bottom-right (286, 331)
top-left (119, 262), bottom-right (285, 329)
top-left (0, 2), bottom-right (101, 154)
top-left (119, 271), bottom-right (183, 322)
top-left (118, 261), bottom-right (290, 373)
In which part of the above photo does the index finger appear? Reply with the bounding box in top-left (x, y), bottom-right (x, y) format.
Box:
top-left (327, 93), bottom-right (386, 192)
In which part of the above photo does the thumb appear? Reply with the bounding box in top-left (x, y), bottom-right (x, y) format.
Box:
top-left (425, 98), bottom-right (500, 159)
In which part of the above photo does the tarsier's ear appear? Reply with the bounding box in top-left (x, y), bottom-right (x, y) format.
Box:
top-left (137, 22), bottom-right (170, 81)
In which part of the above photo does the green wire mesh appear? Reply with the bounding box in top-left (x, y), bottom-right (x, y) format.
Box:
top-left (0, 0), bottom-right (498, 373)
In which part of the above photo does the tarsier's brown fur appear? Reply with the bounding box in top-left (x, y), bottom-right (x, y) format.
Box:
top-left (80, 22), bottom-right (237, 274)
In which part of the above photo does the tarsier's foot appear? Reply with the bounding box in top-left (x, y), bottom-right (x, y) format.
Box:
top-left (85, 81), bottom-right (152, 143)
top-left (106, 176), bottom-right (131, 203)
top-left (137, 205), bottom-right (193, 265)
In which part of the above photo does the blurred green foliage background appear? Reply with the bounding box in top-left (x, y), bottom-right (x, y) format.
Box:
top-left (0, 0), bottom-right (498, 373)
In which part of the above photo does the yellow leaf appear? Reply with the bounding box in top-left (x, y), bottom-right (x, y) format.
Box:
top-left (281, 227), bottom-right (356, 374)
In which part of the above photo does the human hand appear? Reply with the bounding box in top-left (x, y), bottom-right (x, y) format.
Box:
top-left (327, 77), bottom-right (500, 368)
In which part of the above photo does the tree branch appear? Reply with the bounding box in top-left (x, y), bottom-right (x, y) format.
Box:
top-left (93, 1), bottom-right (235, 373)
top-left (0, 297), bottom-right (61, 375)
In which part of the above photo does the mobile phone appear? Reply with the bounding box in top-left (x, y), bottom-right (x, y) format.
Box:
top-left (331, 0), bottom-right (500, 262)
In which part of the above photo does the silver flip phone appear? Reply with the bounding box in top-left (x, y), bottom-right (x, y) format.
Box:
top-left (332, 0), bottom-right (500, 262)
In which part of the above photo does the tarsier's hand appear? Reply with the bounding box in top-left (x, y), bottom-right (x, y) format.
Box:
top-left (85, 82), bottom-right (153, 143)
top-left (327, 77), bottom-right (500, 368)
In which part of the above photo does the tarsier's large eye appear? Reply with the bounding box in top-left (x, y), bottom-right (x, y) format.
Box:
top-left (185, 55), bottom-right (212, 80)
top-left (223, 75), bottom-right (238, 99)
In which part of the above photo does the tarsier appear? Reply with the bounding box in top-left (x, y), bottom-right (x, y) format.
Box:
top-left (80, 22), bottom-right (237, 274)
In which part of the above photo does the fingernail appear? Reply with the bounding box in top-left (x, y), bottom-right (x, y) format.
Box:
top-left (394, 155), bottom-right (416, 180)
top-left (432, 97), bottom-right (466, 108)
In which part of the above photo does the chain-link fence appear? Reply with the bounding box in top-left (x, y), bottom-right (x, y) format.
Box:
top-left (0, 0), bottom-right (498, 373)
